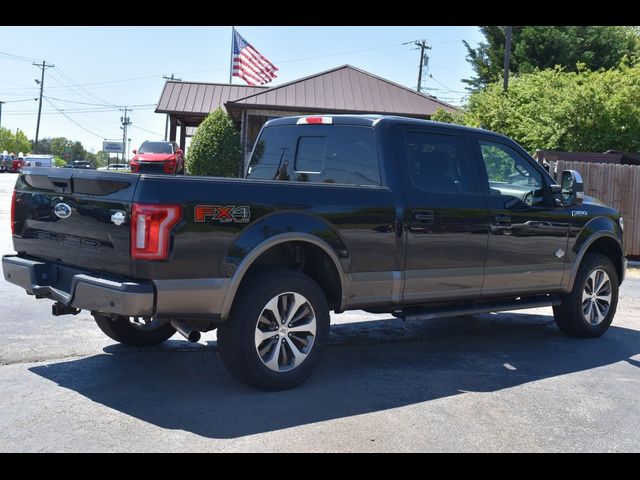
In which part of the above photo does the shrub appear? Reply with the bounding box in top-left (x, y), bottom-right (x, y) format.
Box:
top-left (186, 108), bottom-right (242, 177)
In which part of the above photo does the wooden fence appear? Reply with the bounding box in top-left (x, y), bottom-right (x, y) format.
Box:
top-left (553, 160), bottom-right (640, 257)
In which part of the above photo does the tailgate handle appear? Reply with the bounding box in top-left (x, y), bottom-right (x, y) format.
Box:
top-left (52, 179), bottom-right (71, 193)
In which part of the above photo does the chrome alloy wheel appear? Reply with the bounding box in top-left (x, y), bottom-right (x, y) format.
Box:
top-left (582, 269), bottom-right (612, 325)
top-left (254, 292), bottom-right (317, 372)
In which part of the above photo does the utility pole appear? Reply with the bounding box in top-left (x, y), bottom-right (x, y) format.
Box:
top-left (128, 138), bottom-right (131, 162)
top-left (503, 26), bottom-right (513, 91)
top-left (0, 101), bottom-right (4, 129)
top-left (120, 108), bottom-right (131, 163)
top-left (33, 60), bottom-right (54, 153)
top-left (162, 74), bottom-right (181, 140)
top-left (403, 39), bottom-right (431, 93)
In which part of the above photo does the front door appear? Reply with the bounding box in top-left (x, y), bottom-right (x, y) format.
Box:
top-left (398, 126), bottom-right (490, 304)
top-left (472, 136), bottom-right (570, 297)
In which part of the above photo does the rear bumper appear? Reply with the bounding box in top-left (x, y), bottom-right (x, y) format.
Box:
top-left (2, 255), bottom-right (154, 317)
top-left (2, 255), bottom-right (229, 320)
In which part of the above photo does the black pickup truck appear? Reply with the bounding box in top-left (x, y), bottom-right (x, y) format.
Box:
top-left (3, 115), bottom-right (627, 390)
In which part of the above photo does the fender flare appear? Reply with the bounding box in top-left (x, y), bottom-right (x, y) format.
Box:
top-left (565, 230), bottom-right (624, 291)
top-left (219, 232), bottom-right (348, 321)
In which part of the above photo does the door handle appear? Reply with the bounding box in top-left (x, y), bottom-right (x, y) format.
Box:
top-left (494, 214), bottom-right (511, 226)
top-left (414, 210), bottom-right (435, 223)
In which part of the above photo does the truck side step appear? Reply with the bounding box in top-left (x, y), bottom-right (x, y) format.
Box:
top-left (399, 296), bottom-right (561, 322)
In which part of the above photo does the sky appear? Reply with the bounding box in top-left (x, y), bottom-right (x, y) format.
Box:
top-left (0, 26), bottom-right (483, 156)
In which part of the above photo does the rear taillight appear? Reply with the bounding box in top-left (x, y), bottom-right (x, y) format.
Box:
top-left (131, 203), bottom-right (181, 260)
top-left (10, 190), bottom-right (16, 235)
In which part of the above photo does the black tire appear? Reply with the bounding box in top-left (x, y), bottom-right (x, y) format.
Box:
top-left (553, 253), bottom-right (619, 338)
top-left (217, 269), bottom-right (330, 391)
top-left (93, 313), bottom-right (177, 347)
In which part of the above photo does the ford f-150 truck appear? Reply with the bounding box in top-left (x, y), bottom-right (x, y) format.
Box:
top-left (2, 115), bottom-right (627, 390)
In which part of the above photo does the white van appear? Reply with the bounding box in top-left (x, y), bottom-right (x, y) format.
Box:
top-left (25, 154), bottom-right (54, 168)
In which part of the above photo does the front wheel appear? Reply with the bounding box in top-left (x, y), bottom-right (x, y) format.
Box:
top-left (93, 313), bottom-right (177, 346)
top-left (553, 253), bottom-right (619, 338)
top-left (217, 269), bottom-right (330, 390)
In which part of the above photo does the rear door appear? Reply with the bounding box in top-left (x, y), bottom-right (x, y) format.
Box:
top-left (12, 168), bottom-right (139, 276)
top-left (395, 125), bottom-right (490, 303)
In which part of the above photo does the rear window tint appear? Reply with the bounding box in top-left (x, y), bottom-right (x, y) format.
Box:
top-left (247, 125), bottom-right (381, 186)
top-left (295, 137), bottom-right (326, 173)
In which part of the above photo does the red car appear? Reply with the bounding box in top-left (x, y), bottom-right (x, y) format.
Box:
top-left (9, 155), bottom-right (25, 173)
top-left (130, 141), bottom-right (185, 174)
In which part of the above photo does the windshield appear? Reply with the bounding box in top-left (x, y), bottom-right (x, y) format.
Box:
top-left (138, 142), bottom-right (173, 154)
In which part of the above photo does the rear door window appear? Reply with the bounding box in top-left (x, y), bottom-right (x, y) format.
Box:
top-left (403, 131), bottom-right (477, 194)
top-left (247, 124), bottom-right (381, 186)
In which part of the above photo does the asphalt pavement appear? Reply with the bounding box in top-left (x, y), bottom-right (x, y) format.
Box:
top-left (1, 172), bottom-right (639, 452)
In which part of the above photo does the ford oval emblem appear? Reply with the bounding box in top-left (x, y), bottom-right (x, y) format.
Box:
top-left (54, 203), bottom-right (72, 219)
top-left (111, 211), bottom-right (126, 226)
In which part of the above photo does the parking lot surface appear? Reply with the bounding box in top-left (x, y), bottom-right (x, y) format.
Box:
top-left (1, 172), bottom-right (639, 452)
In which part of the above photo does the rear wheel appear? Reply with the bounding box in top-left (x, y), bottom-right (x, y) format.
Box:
top-left (553, 253), bottom-right (619, 338)
top-left (93, 313), bottom-right (177, 347)
top-left (217, 269), bottom-right (330, 390)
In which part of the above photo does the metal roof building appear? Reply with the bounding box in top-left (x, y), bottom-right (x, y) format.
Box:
top-left (155, 65), bottom-right (458, 168)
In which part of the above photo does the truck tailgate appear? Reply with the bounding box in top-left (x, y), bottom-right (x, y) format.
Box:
top-left (12, 168), bottom-right (139, 277)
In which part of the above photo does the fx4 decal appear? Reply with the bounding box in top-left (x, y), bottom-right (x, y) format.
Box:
top-left (194, 205), bottom-right (251, 224)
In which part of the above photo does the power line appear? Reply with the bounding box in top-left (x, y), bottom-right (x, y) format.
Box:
top-left (2, 98), bottom-right (39, 104)
top-left (43, 97), bottom-right (113, 139)
top-left (55, 67), bottom-right (118, 107)
top-left (427, 73), bottom-right (468, 94)
top-left (0, 50), bottom-right (43, 63)
top-left (43, 95), bottom-right (156, 108)
top-left (3, 106), bottom-right (157, 116)
top-left (130, 124), bottom-right (164, 137)
top-left (274, 43), bottom-right (401, 65)
top-left (48, 69), bottom-right (114, 108)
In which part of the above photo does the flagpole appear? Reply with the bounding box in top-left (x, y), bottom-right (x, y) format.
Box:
top-left (229, 26), bottom-right (234, 84)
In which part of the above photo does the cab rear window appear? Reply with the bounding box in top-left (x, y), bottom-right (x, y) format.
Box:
top-left (247, 125), bottom-right (381, 186)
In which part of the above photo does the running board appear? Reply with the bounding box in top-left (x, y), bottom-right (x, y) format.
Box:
top-left (399, 297), bottom-right (561, 322)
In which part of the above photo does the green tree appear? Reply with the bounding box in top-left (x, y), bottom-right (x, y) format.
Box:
top-left (84, 150), bottom-right (109, 168)
top-left (463, 26), bottom-right (640, 90)
top-left (42, 137), bottom-right (87, 161)
top-left (1, 129), bottom-right (32, 154)
top-left (186, 108), bottom-right (241, 177)
top-left (53, 156), bottom-right (67, 167)
top-left (431, 108), bottom-right (466, 125)
top-left (463, 61), bottom-right (640, 154)
top-left (0, 128), bottom-right (12, 152)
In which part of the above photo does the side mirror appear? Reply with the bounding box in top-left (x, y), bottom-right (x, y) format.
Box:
top-left (132, 149), bottom-right (137, 154)
top-left (560, 169), bottom-right (584, 206)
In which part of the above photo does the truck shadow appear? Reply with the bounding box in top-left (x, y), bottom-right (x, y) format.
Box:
top-left (29, 312), bottom-right (640, 439)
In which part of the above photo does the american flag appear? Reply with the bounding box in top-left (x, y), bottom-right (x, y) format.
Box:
top-left (232, 28), bottom-right (278, 86)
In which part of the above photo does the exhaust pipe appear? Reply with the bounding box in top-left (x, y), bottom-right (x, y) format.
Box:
top-left (170, 319), bottom-right (201, 343)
